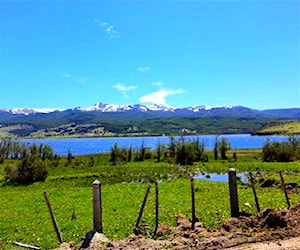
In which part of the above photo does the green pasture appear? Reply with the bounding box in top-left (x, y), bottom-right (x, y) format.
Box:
top-left (0, 148), bottom-right (300, 249)
top-left (1, 176), bottom-right (300, 250)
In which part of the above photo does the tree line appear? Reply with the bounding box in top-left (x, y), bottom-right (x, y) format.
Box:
top-left (109, 136), bottom-right (232, 166)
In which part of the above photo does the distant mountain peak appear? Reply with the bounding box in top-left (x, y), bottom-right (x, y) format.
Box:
top-left (77, 103), bottom-right (177, 112)
top-left (1, 103), bottom-right (298, 120)
top-left (0, 103), bottom-right (240, 115)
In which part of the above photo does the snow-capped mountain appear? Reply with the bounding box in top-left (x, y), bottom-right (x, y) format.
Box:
top-left (0, 108), bottom-right (62, 115)
top-left (1, 103), bottom-right (299, 119)
top-left (77, 103), bottom-right (177, 112)
top-left (3, 103), bottom-right (219, 115)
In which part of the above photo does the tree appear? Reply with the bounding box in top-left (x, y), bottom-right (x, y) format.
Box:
top-left (109, 143), bottom-right (126, 165)
top-left (218, 138), bottom-right (231, 160)
top-left (214, 136), bottom-right (219, 160)
top-left (156, 142), bottom-right (165, 162)
top-left (40, 145), bottom-right (54, 160)
top-left (194, 137), bottom-right (206, 161)
top-left (67, 149), bottom-right (73, 165)
top-left (127, 146), bottom-right (133, 162)
top-left (168, 136), bottom-right (177, 159)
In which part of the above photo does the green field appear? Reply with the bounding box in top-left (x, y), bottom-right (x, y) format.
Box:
top-left (0, 149), bottom-right (300, 249)
top-left (256, 120), bottom-right (300, 135)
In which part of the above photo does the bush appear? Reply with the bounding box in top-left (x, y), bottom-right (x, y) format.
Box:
top-left (218, 138), bottom-right (231, 160)
top-left (175, 137), bottom-right (208, 165)
top-left (110, 143), bottom-right (127, 165)
top-left (5, 156), bottom-right (48, 184)
top-left (262, 137), bottom-right (300, 162)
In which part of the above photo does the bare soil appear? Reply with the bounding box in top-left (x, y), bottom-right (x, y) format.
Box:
top-left (57, 203), bottom-right (300, 250)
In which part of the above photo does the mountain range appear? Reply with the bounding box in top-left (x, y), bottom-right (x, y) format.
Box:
top-left (1, 102), bottom-right (299, 118)
top-left (0, 103), bottom-right (299, 137)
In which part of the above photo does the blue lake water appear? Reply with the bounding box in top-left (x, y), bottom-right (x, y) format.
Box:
top-left (195, 172), bottom-right (248, 183)
top-left (17, 134), bottom-right (293, 156)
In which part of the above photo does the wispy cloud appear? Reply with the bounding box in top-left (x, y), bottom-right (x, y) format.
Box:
top-left (152, 81), bottom-right (163, 87)
top-left (138, 66), bottom-right (151, 72)
top-left (140, 88), bottom-right (185, 105)
top-left (62, 73), bottom-right (88, 84)
top-left (113, 83), bottom-right (137, 98)
top-left (95, 19), bottom-right (120, 39)
top-left (62, 73), bottom-right (71, 78)
top-left (73, 76), bottom-right (89, 84)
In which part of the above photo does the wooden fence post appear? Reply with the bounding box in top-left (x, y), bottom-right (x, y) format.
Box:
top-left (154, 181), bottom-right (159, 236)
top-left (249, 172), bottom-right (260, 213)
top-left (228, 168), bottom-right (239, 217)
top-left (135, 185), bottom-right (151, 230)
top-left (93, 180), bottom-right (103, 233)
top-left (190, 176), bottom-right (196, 230)
top-left (279, 171), bottom-right (290, 209)
top-left (43, 191), bottom-right (63, 243)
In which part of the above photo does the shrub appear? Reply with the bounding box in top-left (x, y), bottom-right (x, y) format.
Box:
top-left (110, 143), bottom-right (127, 165)
top-left (5, 156), bottom-right (48, 184)
top-left (262, 137), bottom-right (300, 162)
top-left (218, 138), bottom-right (231, 160)
top-left (175, 137), bottom-right (208, 165)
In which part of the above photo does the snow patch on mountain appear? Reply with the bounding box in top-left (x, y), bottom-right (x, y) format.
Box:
top-left (3, 108), bottom-right (63, 115)
top-left (1, 103), bottom-right (236, 115)
top-left (78, 103), bottom-right (176, 112)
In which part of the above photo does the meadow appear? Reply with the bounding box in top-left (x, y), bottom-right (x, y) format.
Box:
top-left (0, 148), bottom-right (300, 249)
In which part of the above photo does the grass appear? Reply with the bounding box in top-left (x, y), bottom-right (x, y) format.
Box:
top-left (0, 148), bottom-right (300, 249)
top-left (257, 120), bottom-right (300, 135)
top-left (1, 177), bottom-right (299, 249)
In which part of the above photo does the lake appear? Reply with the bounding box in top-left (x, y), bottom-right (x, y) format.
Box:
top-left (17, 134), bottom-right (293, 156)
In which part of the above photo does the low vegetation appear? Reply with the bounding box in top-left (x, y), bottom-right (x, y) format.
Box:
top-left (262, 136), bottom-right (300, 162)
top-left (0, 137), bottom-right (299, 249)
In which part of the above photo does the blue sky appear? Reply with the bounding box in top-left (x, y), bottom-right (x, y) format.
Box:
top-left (0, 0), bottom-right (299, 110)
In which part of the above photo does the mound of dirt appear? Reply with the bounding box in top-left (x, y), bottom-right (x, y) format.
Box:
top-left (57, 204), bottom-right (300, 250)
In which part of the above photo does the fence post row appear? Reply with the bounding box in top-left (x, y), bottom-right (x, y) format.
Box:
top-left (228, 168), bottom-right (239, 217)
top-left (93, 180), bottom-right (103, 233)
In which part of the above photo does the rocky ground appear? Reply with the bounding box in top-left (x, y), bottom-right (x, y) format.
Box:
top-left (57, 203), bottom-right (300, 250)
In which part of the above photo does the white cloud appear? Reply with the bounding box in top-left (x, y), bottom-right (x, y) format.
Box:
top-left (113, 83), bottom-right (137, 98)
top-left (105, 25), bottom-right (120, 39)
top-left (113, 83), bottom-right (137, 92)
top-left (138, 66), bottom-right (151, 72)
top-left (100, 22), bottom-right (108, 27)
top-left (95, 19), bottom-right (120, 39)
top-left (152, 81), bottom-right (163, 87)
top-left (140, 88), bottom-right (185, 105)
top-left (62, 73), bottom-right (71, 78)
top-left (73, 76), bottom-right (89, 84)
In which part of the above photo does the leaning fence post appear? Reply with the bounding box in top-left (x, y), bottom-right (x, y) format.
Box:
top-left (249, 172), bottom-right (260, 213)
top-left (154, 181), bottom-right (159, 236)
top-left (93, 180), bottom-right (103, 233)
top-left (43, 191), bottom-right (63, 243)
top-left (228, 168), bottom-right (239, 217)
top-left (279, 171), bottom-right (290, 209)
top-left (190, 176), bottom-right (196, 230)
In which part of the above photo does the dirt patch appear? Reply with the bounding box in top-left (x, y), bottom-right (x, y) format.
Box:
top-left (57, 204), bottom-right (300, 250)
